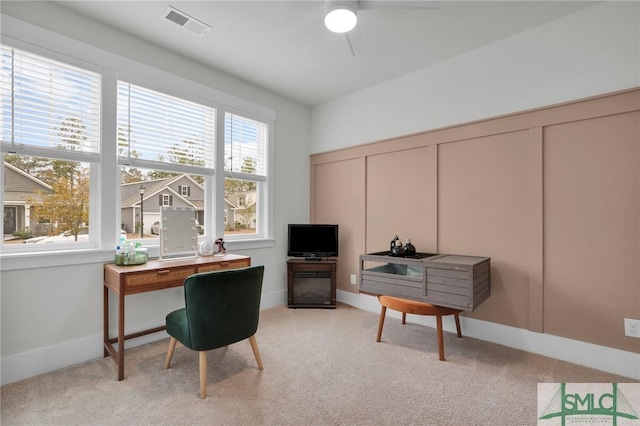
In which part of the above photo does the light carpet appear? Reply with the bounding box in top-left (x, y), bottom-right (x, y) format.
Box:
top-left (1, 304), bottom-right (632, 425)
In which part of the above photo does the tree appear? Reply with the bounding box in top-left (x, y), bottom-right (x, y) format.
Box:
top-left (118, 125), bottom-right (143, 183)
top-left (29, 169), bottom-right (89, 240)
top-left (49, 117), bottom-right (85, 186)
top-left (23, 117), bottom-right (90, 240)
top-left (121, 167), bottom-right (143, 183)
top-left (237, 197), bottom-right (256, 230)
top-left (147, 138), bottom-right (205, 184)
top-left (4, 154), bottom-right (50, 180)
top-left (224, 157), bottom-right (257, 197)
top-left (168, 137), bottom-right (205, 185)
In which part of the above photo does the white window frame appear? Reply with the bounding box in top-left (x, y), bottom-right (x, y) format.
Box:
top-left (220, 109), bottom-right (272, 242)
top-left (0, 16), bottom-right (275, 271)
top-left (0, 42), bottom-right (103, 255)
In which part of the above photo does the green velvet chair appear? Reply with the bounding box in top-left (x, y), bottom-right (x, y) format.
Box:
top-left (164, 265), bottom-right (265, 398)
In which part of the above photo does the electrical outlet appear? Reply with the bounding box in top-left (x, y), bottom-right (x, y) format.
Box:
top-left (624, 318), bottom-right (640, 338)
top-left (350, 274), bottom-right (357, 285)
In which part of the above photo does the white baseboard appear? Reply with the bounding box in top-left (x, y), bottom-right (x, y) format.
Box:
top-left (1, 289), bottom-right (286, 386)
top-left (3, 289), bottom-right (636, 386)
top-left (338, 290), bottom-right (640, 380)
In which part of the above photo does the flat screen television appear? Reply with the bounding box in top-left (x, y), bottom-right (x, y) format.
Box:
top-left (287, 224), bottom-right (339, 259)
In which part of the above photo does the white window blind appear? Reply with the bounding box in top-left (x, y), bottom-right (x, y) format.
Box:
top-left (0, 45), bottom-right (101, 161)
top-left (117, 81), bottom-right (215, 174)
top-left (224, 113), bottom-right (268, 180)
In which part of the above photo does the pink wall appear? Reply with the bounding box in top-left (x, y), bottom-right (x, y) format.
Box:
top-left (311, 88), bottom-right (640, 354)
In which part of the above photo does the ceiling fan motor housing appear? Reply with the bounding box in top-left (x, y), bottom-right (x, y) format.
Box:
top-left (324, 0), bottom-right (358, 33)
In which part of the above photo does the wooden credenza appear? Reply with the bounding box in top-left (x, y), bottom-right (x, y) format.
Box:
top-left (103, 254), bottom-right (251, 380)
top-left (359, 252), bottom-right (490, 312)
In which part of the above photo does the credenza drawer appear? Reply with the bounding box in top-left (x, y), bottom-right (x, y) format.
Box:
top-left (197, 258), bottom-right (250, 273)
top-left (124, 266), bottom-right (197, 289)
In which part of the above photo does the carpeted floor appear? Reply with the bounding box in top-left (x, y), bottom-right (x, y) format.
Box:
top-left (0, 304), bottom-right (632, 425)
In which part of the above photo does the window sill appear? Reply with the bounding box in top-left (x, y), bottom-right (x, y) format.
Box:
top-left (0, 238), bottom-right (276, 272)
top-left (0, 248), bottom-right (114, 271)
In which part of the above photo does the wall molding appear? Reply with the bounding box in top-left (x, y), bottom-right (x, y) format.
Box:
top-left (311, 86), bottom-right (640, 356)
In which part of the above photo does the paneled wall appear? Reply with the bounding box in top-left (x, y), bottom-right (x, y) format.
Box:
top-left (310, 88), bottom-right (640, 354)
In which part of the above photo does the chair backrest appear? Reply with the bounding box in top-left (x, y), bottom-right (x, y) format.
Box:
top-left (183, 265), bottom-right (264, 351)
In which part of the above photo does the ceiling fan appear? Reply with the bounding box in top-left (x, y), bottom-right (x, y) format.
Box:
top-left (287, 0), bottom-right (440, 57)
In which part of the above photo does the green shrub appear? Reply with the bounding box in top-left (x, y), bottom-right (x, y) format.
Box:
top-left (12, 227), bottom-right (32, 239)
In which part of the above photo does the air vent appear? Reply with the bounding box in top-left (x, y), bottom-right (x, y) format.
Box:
top-left (162, 6), bottom-right (211, 37)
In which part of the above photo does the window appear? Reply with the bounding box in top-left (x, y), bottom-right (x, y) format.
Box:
top-left (1, 45), bottom-right (101, 249)
top-left (224, 113), bottom-right (268, 238)
top-left (179, 185), bottom-right (190, 196)
top-left (0, 27), bottom-right (274, 266)
top-left (117, 81), bottom-right (214, 242)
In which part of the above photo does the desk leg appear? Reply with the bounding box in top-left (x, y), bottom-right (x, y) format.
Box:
top-left (103, 285), bottom-right (109, 358)
top-left (117, 290), bottom-right (125, 381)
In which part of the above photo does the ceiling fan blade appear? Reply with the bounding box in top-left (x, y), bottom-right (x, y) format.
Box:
top-left (345, 25), bottom-right (367, 57)
top-left (358, 1), bottom-right (441, 10)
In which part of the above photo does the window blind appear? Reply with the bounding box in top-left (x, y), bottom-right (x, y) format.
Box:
top-left (0, 45), bottom-right (101, 160)
top-left (117, 81), bottom-right (215, 173)
top-left (224, 113), bottom-right (268, 179)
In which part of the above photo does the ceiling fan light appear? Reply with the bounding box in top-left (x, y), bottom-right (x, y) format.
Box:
top-left (325, 6), bottom-right (357, 33)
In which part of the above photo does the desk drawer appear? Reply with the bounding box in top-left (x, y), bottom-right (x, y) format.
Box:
top-left (125, 266), bottom-right (196, 289)
top-left (197, 258), bottom-right (250, 273)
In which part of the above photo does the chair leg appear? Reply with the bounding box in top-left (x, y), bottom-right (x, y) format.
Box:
top-left (454, 313), bottom-right (462, 338)
top-left (199, 351), bottom-right (207, 399)
top-left (436, 315), bottom-right (445, 361)
top-left (249, 335), bottom-right (264, 370)
top-left (376, 305), bottom-right (387, 342)
top-left (402, 312), bottom-right (407, 325)
top-left (165, 337), bottom-right (177, 369)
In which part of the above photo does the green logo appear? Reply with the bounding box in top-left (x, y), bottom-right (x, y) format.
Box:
top-left (539, 383), bottom-right (639, 426)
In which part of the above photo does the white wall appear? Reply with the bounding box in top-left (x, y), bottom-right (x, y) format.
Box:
top-left (311, 1), bottom-right (640, 153)
top-left (0, 3), bottom-right (311, 384)
top-left (311, 1), bottom-right (640, 379)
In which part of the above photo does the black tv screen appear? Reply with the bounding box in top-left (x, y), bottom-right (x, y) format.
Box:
top-left (287, 224), bottom-right (339, 259)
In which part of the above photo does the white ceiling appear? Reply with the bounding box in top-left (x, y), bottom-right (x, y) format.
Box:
top-left (47, 1), bottom-right (597, 107)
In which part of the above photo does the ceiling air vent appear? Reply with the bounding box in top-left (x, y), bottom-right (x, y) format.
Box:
top-left (162, 6), bottom-right (211, 37)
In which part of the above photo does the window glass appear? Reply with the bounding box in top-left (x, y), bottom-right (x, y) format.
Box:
top-left (117, 81), bottom-right (213, 244)
top-left (117, 81), bottom-right (215, 172)
top-left (224, 113), bottom-right (268, 239)
top-left (120, 166), bottom-right (205, 241)
top-left (1, 45), bottom-right (100, 249)
top-left (224, 178), bottom-right (258, 236)
top-left (4, 155), bottom-right (91, 245)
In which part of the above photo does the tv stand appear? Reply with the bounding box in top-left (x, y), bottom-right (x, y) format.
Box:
top-left (287, 258), bottom-right (336, 308)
